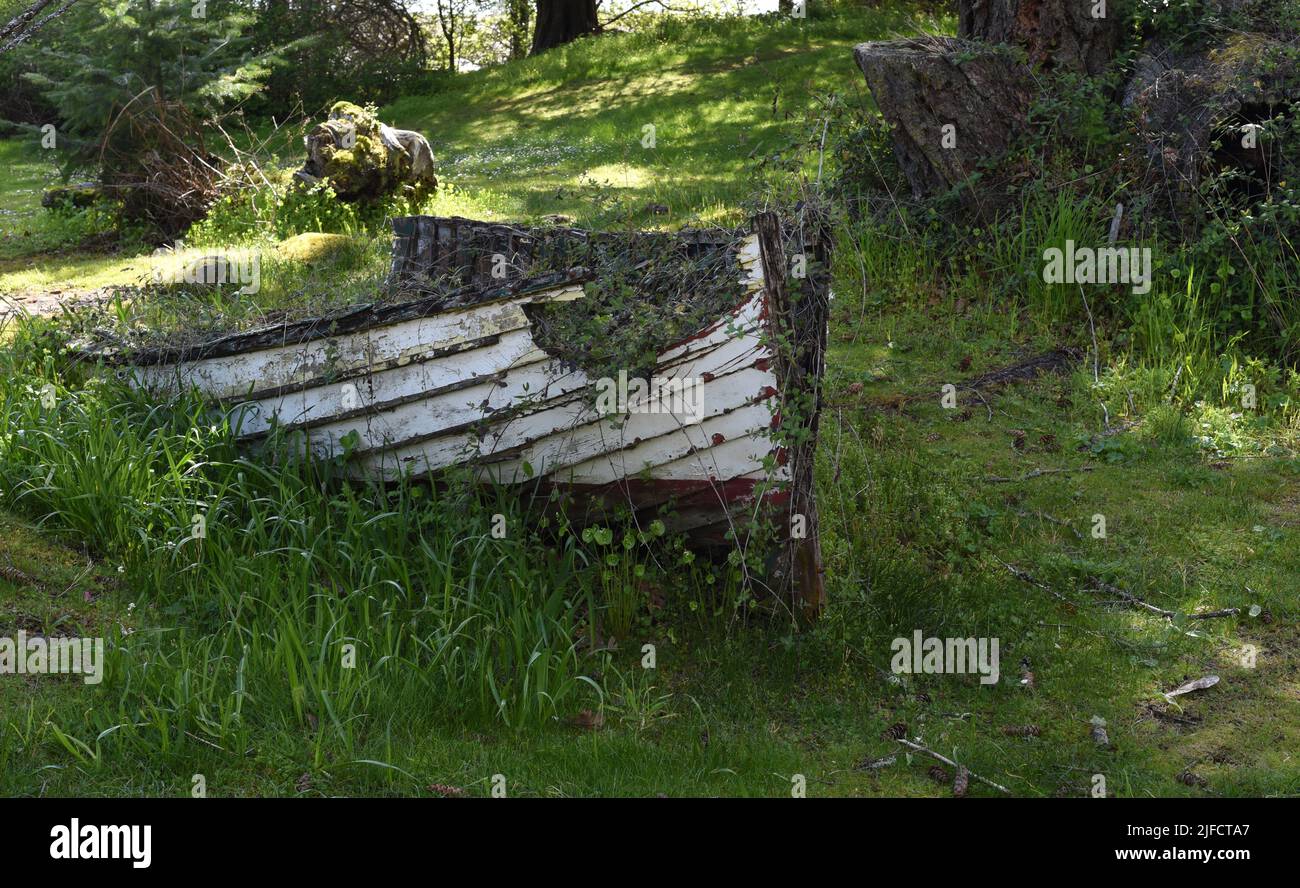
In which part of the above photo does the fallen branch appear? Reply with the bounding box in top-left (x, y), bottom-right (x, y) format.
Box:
top-left (985, 465), bottom-right (1095, 483)
top-left (0, 561), bottom-right (41, 590)
top-left (832, 347), bottom-right (1083, 412)
top-left (998, 558), bottom-right (1070, 603)
top-left (1089, 579), bottom-right (1240, 621)
top-left (895, 738), bottom-right (1012, 794)
top-left (959, 347), bottom-right (1083, 393)
top-left (0, 0), bottom-right (78, 54)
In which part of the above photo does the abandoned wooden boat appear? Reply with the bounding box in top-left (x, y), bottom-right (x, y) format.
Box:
top-left (96, 212), bottom-right (831, 615)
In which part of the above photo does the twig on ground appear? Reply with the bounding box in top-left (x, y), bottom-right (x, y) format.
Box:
top-left (894, 738), bottom-right (1011, 794)
top-left (998, 559), bottom-right (1070, 603)
top-left (1088, 578), bottom-right (1240, 621)
top-left (984, 465), bottom-right (1095, 483)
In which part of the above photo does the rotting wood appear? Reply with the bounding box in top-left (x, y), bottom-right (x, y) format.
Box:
top-left (958, 347), bottom-right (1082, 393)
top-left (754, 210), bottom-right (831, 621)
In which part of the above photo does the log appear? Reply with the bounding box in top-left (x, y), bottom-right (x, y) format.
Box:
top-left (853, 37), bottom-right (1031, 205)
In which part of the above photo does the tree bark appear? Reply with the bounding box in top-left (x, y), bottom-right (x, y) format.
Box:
top-left (958, 0), bottom-right (1120, 76)
top-left (530, 0), bottom-right (598, 55)
top-left (854, 37), bottom-right (1032, 207)
top-left (0, 0), bottom-right (78, 55)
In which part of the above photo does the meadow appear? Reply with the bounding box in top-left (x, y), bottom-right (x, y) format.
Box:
top-left (1, 4), bottom-right (1297, 797)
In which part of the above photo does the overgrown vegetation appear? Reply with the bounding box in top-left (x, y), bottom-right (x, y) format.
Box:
top-left (1, 2), bottom-right (1297, 798)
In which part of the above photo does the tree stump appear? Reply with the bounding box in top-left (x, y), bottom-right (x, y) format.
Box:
top-left (295, 101), bottom-right (437, 204)
top-left (1123, 33), bottom-right (1299, 223)
top-left (853, 37), bottom-right (1032, 205)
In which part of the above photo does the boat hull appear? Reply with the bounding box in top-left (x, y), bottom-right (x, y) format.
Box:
top-left (107, 213), bottom-right (831, 615)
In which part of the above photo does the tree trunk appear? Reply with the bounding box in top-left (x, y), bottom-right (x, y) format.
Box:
top-left (958, 0), bottom-right (1120, 76)
top-left (508, 0), bottom-right (531, 60)
top-left (853, 37), bottom-right (1032, 208)
top-left (530, 0), bottom-right (598, 55)
top-left (436, 0), bottom-right (457, 72)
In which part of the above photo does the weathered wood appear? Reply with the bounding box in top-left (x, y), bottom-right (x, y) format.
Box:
top-left (754, 211), bottom-right (829, 621)
top-left (97, 269), bottom-right (590, 367)
top-left (97, 214), bottom-right (832, 615)
top-left (854, 36), bottom-right (1032, 206)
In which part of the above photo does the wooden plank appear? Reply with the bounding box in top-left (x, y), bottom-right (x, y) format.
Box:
top-left (133, 282), bottom-right (586, 401)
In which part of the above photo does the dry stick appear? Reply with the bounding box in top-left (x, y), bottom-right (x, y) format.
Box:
top-left (1167, 363), bottom-right (1184, 403)
top-left (894, 738), bottom-right (1012, 794)
top-left (1015, 509), bottom-right (1083, 540)
top-left (1090, 579), bottom-right (1240, 621)
top-left (815, 115), bottom-right (830, 188)
top-left (984, 465), bottom-right (1095, 483)
top-left (998, 558), bottom-right (1070, 603)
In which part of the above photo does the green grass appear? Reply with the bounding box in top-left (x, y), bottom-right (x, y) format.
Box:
top-left (385, 10), bottom-right (933, 227)
top-left (2, 4), bottom-right (1299, 797)
top-left (3, 233), bottom-right (1297, 796)
top-left (1, 6), bottom-right (944, 303)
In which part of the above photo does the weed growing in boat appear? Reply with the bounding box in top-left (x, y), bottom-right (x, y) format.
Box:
top-left (581, 518), bottom-right (666, 642)
top-left (520, 225), bottom-right (748, 381)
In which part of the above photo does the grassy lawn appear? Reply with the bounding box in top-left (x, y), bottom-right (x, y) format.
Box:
top-left (2, 251), bottom-right (1296, 796)
top-left (1, 5), bottom-right (1297, 797)
top-left (386, 11), bottom-right (931, 226)
top-left (1, 7), bottom-right (942, 302)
